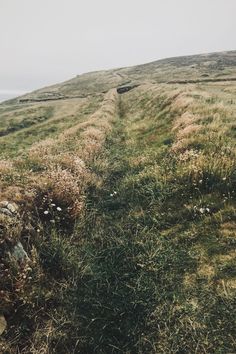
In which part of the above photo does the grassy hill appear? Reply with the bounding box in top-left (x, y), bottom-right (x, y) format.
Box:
top-left (0, 51), bottom-right (236, 353)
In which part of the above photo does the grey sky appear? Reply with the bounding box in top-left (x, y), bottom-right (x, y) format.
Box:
top-left (0, 0), bottom-right (236, 94)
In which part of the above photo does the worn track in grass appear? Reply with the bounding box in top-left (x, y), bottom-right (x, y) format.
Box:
top-left (0, 51), bottom-right (236, 353)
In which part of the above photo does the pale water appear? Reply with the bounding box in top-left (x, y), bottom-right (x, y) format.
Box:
top-left (0, 90), bottom-right (28, 103)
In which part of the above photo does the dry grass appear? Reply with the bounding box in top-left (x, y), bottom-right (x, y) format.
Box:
top-left (0, 52), bottom-right (236, 353)
top-left (0, 89), bottom-right (119, 353)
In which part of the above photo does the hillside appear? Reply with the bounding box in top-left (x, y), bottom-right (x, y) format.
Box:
top-left (0, 50), bottom-right (236, 353)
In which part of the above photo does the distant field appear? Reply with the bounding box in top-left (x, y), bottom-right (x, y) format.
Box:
top-left (0, 51), bottom-right (235, 354)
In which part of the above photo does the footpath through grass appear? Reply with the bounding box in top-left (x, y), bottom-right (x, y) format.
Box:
top-left (65, 89), bottom-right (236, 353)
top-left (1, 85), bottom-right (236, 353)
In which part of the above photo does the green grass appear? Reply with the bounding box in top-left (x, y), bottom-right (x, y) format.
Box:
top-left (0, 53), bottom-right (236, 353)
top-left (0, 96), bottom-right (103, 158)
top-left (7, 88), bottom-right (234, 353)
top-left (70, 91), bottom-right (235, 353)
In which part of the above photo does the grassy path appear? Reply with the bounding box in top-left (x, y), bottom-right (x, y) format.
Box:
top-left (1, 86), bottom-right (235, 353)
top-left (70, 90), bottom-right (236, 353)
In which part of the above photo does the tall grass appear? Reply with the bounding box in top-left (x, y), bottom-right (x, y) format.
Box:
top-left (0, 80), bottom-right (236, 353)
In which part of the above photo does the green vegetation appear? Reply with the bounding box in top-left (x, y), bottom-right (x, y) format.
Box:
top-left (0, 51), bottom-right (236, 353)
top-left (0, 96), bottom-right (103, 158)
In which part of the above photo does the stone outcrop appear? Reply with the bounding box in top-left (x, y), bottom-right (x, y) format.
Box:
top-left (0, 315), bottom-right (7, 336)
top-left (0, 201), bottom-right (21, 244)
top-left (0, 201), bottom-right (30, 336)
top-left (12, 242), bottom-right (29, 262)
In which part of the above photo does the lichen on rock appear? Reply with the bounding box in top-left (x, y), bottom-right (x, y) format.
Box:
top-left (12, 242), bottom-right (29, 262)
top-left (0, 315), bottom-right (7, 336)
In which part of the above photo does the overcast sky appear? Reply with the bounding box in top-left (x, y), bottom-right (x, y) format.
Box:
top-left (0, 0), bottom-right (236, 95)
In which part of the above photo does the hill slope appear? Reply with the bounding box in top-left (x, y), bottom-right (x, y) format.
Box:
top-left (0, 51), bottom-right (236, 353)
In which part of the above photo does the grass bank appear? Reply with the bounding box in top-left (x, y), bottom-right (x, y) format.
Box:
top-left (1, 82), bottom-right (236, 353)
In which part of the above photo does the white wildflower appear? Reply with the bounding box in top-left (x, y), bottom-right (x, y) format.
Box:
top-left (56, 207), bottom-right (62, 211)
top-left (44, 210), bottom-right (49, 215)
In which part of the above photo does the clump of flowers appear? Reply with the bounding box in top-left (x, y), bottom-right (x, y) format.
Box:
top-left (193, 205), bottom-right (211, 215)
top-left (178, 149), bottom-right (200, 162)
